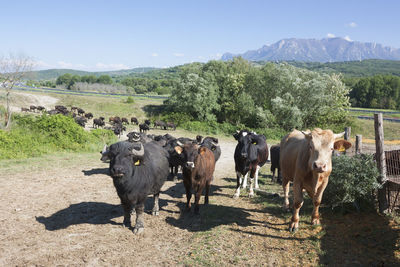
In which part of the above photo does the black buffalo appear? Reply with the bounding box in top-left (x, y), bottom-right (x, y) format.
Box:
top-left (93, 117), bottom-right (105, 128)
top-left (200, 136), bottom-right (221, 162)
top-left (85, 112), bottom-right (93, 119)
top-left (233, 130), bottom-right (268, 198)
top-left (139, 123), bottom-right (150, 133)
top-left (102, 141), bottom-right (169, 234)
top-left (270, 145), bottom-right (281, 183)
top-left (131, 117), bottom-right (139, 125)
top-left (74, 116), bottom-right (87, 127)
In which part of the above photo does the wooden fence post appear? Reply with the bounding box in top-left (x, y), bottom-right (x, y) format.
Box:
top-left (374, 113), bottom-right (388, 213)
top-left (355, 135), bottom-right (362, 154)
top-left (344, 127), bottom-right (351, 141)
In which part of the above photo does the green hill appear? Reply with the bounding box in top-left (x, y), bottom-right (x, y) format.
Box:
top-left (27, 67), bottom-right (158, 80)
top-left (282, 59), bottom-right (400, 77)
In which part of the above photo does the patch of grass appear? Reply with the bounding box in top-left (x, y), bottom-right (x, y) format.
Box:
top-left (0, 114), bottom-right (117, 160)
top-left (352, 118), bottom-right (400, 140)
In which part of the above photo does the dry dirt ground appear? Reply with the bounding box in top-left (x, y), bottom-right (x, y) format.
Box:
top-left (1, 136), bottom-right (400, 266)
top-left (9, 92), bottom-right (58, 113)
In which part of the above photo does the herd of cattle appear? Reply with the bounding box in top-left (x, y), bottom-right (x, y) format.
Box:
top-left (21, 104), bottom-right (176, 137)
top-left (100, 127), bottom-right (351, 234)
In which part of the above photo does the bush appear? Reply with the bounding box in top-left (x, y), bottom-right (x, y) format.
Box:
top-left (0, 114), bottom-right (117, 159)
top-left (159, 112), bottom-right (193, 126)
top-left (323, 154), bottom-right (381, 212)
top-left (125, 96), bottom-right (135, 103)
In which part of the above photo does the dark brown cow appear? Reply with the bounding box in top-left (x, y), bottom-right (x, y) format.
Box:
top-left (121, 117), bottom-right (129, 125)
top-left (21, 107), bottom-right (30, 112)
top-left (175, 143), bottom-right (215, 214)
top-left (280, 128), bottom-right (345, 232)
top-left (131, 117), bottom-right (139, 125)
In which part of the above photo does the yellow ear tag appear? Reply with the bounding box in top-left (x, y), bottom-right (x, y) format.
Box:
top-left (252, 142), bottom-right (257, 145)
top-left (134, 160), bottom-right (140, 166)
top-left (338, 147), bottom-right (346, 152)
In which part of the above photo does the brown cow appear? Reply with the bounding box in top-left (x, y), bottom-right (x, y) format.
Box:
top-left (280, 128), bottom-right (345, 232)
top-left (175, 143), bottom-right (215, 214)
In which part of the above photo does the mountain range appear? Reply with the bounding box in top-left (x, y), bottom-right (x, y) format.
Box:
top-left (221, 37), bottom-right (400, 62)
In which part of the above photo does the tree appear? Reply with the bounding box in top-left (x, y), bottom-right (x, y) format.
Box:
top-left (167, 73), bottom-right (219, 121)
top-left (97, 75), bottom-right (112, 84)
top-left (0, 53), bottom-right (34, 128)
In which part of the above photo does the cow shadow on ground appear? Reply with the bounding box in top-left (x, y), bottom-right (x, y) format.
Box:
top-left (36, 198), bottom-right (169, 231)
top-left (36, 202), bottom-right (123, 230)
top-left (164, 177), bottom-right (265, 232)
top-left (165, 203), bottom-right (256, 232)
top-left (318, 210), bottom-right (400, 266)
top-left (81, 167), bottom-right (109, 176)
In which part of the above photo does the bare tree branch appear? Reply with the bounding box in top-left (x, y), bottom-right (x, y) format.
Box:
top-left (0, 53), bottom-right (35, 129)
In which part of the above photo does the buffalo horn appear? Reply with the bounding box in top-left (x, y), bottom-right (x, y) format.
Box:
top-left (131, 143), bottom-right (145, 157)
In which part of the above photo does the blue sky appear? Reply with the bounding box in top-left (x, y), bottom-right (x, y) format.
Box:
top-left (0, 0), bottom-right (398, 71)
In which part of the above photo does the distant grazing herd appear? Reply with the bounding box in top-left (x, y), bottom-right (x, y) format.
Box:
top-left (20, 104), bottom-right (176, 137)
top-left (20, 104), bottom-right (352, 235)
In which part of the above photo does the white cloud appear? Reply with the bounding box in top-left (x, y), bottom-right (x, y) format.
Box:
top-left (173, 53), bottom-right (184, 57)
top-left (327, 33), bottom-right (336, 38)
top-left (57, 61), bottom-right (74, 68)
top-left (151, 53), bottom-right (158, 57)
top-left (347, 22), bottom-right (357, 28)
top-left (344, 35), bottom-right (352, 41)
top-left (95, 63), bottom-right (130, 70)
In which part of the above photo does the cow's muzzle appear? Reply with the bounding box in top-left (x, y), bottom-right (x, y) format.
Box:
top-left (111, 166), bottom-right (125, 178)
top-left (312, 162), bottom-right (327, 173)
top-left (186, 162), bottom-right (195, 169)
top-left (241, 153), bottom-right (247, 159)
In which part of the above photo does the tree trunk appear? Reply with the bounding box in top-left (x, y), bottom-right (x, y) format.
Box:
top-left (5, 90), bottom-right (11, 129)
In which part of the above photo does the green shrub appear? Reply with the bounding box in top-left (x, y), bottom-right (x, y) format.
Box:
top-left (125, 96), bottom-right (135, 103)
top-left (159, 112), bottom-right (193, 126)
top-left (0, 114), bottom-right (117, 159)
top-left (324, 154), bottom-right (381, 212)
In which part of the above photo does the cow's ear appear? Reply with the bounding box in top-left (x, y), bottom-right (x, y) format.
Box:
top-left (174, 146), bottom-right (183, 154)
top-left (199, 147), bottom-right (207, 155)
top-left (334, 140), bottom-right (352, 151)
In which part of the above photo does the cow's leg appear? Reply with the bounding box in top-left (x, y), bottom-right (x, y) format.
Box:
top-left (194, 187), bottom-right (203, 215)
top-left (271, 166), bottom-right (276, 183)
top-left (290, 180), bottom-right (304, 232)
top-left (184, 180), bottom-right (192, 211)
top-left (173, 166), bottom-right (178, 182)
top-left (233, 171), bottom-right (242, 198)
top-left (122, 201), bottom-right (133, 228)
top-left (204, 180), bottom-right (211, 205)
top-left (282, 178), bottom-right (290, 210)
top-left (249, 177), bottom-right (255, 198)
top-left (133, 203), bottom-right (145, 234)
top-left (242, 172), bottom-right (248, 189)
top-left (152, 193), bottom-right (160, 216)
top-left (311, 180), bottom-right (329, 225)
top-left (254, 165), bottom-right (260, 189)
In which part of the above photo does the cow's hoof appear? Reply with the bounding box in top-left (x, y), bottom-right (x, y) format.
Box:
top-left (311, 218), bottom-right (320, 225)
top-left (152, 210), bottom-right (159, 216)
top-left (232, 194), bottom-right (239, 199)
top-left (289, 222), bottom-right (299, 232)
top-left (249, 192), bottom-right (254, 198)
top-left (255, 185), bottom-right (259, 189)
top-left (133, 227), bottom-right (144, 235)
